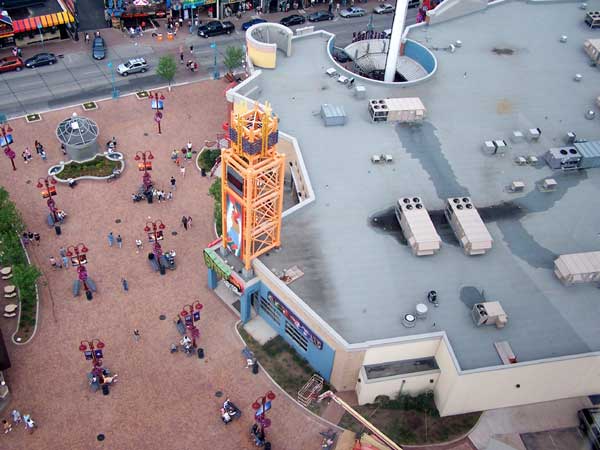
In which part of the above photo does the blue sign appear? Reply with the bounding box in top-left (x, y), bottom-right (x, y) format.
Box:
top-left (193, 311), bottom-right (200, 322)
top-left (184, 314), bottom-right (193, 325)
top-left (94, 349), bottom-right (103, 359)
top-left (84, 350), bottom-right (93, 360)
top-left (151, 100), bottom-right (164, 110)
top-left (0, 134), bottom-right (13, 147)
top-left (255, 400), bottom-right (271, 417)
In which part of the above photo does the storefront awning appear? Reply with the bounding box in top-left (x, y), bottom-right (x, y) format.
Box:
top-left (12, 11), bottom-right (75, 34)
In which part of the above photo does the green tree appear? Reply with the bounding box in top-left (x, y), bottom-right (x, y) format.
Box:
top-left (199, 148), bottom-right (221, 172)
top-left (0, 187), bottom-right (24, 234)
top-left (13, 264), bottom-right (41, 305)
top-left (223, 46), bottom-right (244, 74)
top-left (209, 178), bottom-right (223, 236)
top-left (156, 55), bottom-right (177, 90)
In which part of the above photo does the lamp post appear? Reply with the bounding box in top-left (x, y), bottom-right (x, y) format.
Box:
top-left (144, 219), bottom-right (166, 275)
top-left (66, 243), bottom-right (93, 300)
top-left (79, 338), bottom-right (105, 376)
top-left (0, 116), bottom-right (16, 171)
top-left (107, 61), bottom-right (119, 99)
top-left (134, 150), bottom-right (154, 194)
top-left (252, 390), bottom-right (276, 441)
top-left (148, 91), bottom-right (165, 134)
top-left (179, 301), bottom-right (203, 347)
top-left (36, 176), bottom-right (62, 234)
top-left (210, 42), bottom-right (220, 80)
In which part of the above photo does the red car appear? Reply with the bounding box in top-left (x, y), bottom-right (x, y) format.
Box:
top-left (0, 56), bottom-right (24, 73)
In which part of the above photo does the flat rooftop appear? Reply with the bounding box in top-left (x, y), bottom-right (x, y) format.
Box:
top-left (258, 0), bottom-right (600, 370)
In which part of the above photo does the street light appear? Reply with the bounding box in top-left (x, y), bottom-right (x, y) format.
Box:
top-left (79, 338), bottom-right (105, 376)
top-left (148, 91), bottom-right (165, 134)
top-left (210, 42), bottom-right (220, 80)
top-left (0, 116), bottom-right (16, 171)
top-left (107, 61), bottom-right (119, 99)
top-left (144, 219), bottom-right (166, 275)
top-left (36, 176), bottom-right (62, 234)
top-left (179, 301), bottom-right (203, 347)
top-left (252, 390), bottom-right (276, 442)
top-left (66, 243), bottom-right (93, 300)
top-left (134, 150), bottom-right (154, 195)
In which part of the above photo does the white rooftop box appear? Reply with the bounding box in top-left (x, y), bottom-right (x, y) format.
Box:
top-left (444, 197), bottom-right (493, 256)
top-left (554, 251), bottom-right (600, 285)
top-left (395, 197), bottom-right (441, 256)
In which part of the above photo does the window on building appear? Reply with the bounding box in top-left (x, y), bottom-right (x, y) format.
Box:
top-left (285, 321), bottom-right (308, 351)
top-left (260, 295), bottom-right (281, 325)
top-left (364, 357), bottom-right (439, 380)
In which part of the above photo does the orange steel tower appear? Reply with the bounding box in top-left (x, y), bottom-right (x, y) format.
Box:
top-left (221, 102), bottom-right (285, 271)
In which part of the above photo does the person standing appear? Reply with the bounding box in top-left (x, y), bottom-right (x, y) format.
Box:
top-left (167, 191), bottom-right (173, 201)
top-left (180, 165), bottom-right (186, 178)
top-left (122, 278), bottom-right (129, 292)
top-left (61, 255), bottom-right (69, 269)
top-left (116, 234), bottom-right (123, 249)
top-left (11, 409), bottom-right (22, 425)
top-left (59, 246), bottom-right (66, 258)
top-left (181, 216), bottom-right (188, 230)
top-left (108, 231), bottom-right (114, 247)
top-left (135, 239), bottom-right (143, 254)
top-left (187, 216), bottom-right (192, 228)
top-left (85, 32), bottom-right (90, 44)
top-left (33, 232), bottom-right (40, 246)
top-left (23, 414), bottom-right (36, 434)
top-left (189, 44), bottom-right (194, 55)
top-left (133, 329), bottom-right (140, 342)
top-left (179, 45), bottom-right (184, 64)
top-left (170, 176), bottom-right (176, 190)
top-left (40, 148), bottom-right (47, 161)
top-left (3, 418), bottom-right (12, 434)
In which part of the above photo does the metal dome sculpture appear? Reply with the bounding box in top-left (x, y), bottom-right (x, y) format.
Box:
top-left (56, 113), bottom-right (100, 162)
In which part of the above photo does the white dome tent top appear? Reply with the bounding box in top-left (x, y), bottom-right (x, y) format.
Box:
top-left (56, 114), bottom-right (99, 148)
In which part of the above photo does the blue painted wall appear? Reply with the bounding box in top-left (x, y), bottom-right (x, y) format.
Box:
top-left (404, 39), bottom-right (436, 74)
top-left (255, 282), bottom-right (335, 381)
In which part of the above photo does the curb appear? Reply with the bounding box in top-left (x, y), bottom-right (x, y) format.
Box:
top-left (233, 320), bottom-right (345, 434)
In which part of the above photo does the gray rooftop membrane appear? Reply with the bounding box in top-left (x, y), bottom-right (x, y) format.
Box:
top-left (258, 0), bottom-right (600, 370)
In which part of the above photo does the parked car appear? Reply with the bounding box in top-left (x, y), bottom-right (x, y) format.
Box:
top-left (24, 52), bottom-right (57, 68)
top-left (197, 20), bottom-right (235, 37)
top-left (117, 57), bottom-right (148, 76)
top-left (0, 56), bottom-right (23, 73)
top-left (340, 6), bottom-right (366, 17)
top-left (332, 47), bottom-right (351, 63)
top-left (408, 0), bottom-right (421, 8)
top-left (242, 18), bottom-right (267, 30)
top-left (92, 36), bottom-right (106, 60)
top-left (579, 408), bottom-right (600, 450)
top-left (373, 3), bottom-right (394, 14)
top-left (307, 10), bottom-right (334, 22)
top-left (279, 14), bottom-right (306, 26)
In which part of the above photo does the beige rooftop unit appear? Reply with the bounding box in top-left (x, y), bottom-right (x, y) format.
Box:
top-left (368, 97), bottom-right (426, 123)
top-left (554, 251), bottom-right (600, 285)
top-left (394, 197), bottom-right (441, 256)
top-left (584, 39), bottom-right (600, 64)
top-left (444, 197), bottom-right (493, 256)
top-left (472, 301), bottom-right (508, 329)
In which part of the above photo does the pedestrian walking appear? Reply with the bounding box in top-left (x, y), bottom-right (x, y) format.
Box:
top-left (40, 148), bottom-right (47, 161)
top-left (135, 239), bottom-right (143, 253)
top-left (180, 165), bottom-right (186, 178)
top-left (3, 419), bottom-right (12, 434)
top-left (170, 176), bottom-right (176, 190)
top-left (122, 278), bottom-right (129, 291)
top-left (23, 414), bottom-right (35, 434)
top-left (187, 216), bottom-right (192, 228)
top-left (49, 256), bottom-right (60, 269)
top-left (116, 234), bottom-right (123, 249)
top-left (11, 409), bottom-right (22, 425)
top-left (182, 216), bottom-right (189, 230)
top-left (179, 48), bottom-right (184, 64)
top-left (33, 232), bottom-right (40, 246)
top-left (189, 44), bottom-right (194, 54)
top-left (34, 140), bottom-right (43, 154)
top-left (175, 317), bottom-right (186, 335)
top-left (188, 21), bottom-right (193, 34)
top-left (59, 246), bottom-right (66, 257)
top-left (108, 231), bottom-right (114, 247)
top-left (85, 32), bottom-right (90, 44)
top-left (133, 329), bottom-right (140, 342)
top-left (62, 255), bottom-right (69, 269)
top-left (167, 191), bottom-right (173, 201)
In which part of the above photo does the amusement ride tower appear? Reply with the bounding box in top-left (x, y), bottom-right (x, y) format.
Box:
top-left (221, 102), bottom-right (285, 272)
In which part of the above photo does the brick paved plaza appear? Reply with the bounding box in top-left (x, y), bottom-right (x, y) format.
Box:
top-left (0, 80), bottom-right (330, 449)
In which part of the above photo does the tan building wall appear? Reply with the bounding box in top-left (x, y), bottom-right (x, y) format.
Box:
top-left (357, 367), bottom-right (440, 404)
top-left (434, 338), bottom-right (600, 416)
top-left (363, 337), bottom-right (441, 365)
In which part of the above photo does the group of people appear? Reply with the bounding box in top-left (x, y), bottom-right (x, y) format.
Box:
top-left (181, 215), bottom-right (193, 230)
top-left (21, 140), bottom-right (47, 163)
top-left (2, 409), bottom-right (36, 435)
top-left (49, 246), bottom-right (73, 270)
top-left (150, 188), bottom-right (174, 203)
top-left (21, 231), bottom-right (41, 246)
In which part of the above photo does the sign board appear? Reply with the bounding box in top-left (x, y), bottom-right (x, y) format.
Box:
top-left (0, 134), bottom-right (13, 147)
top-left (254, 400), bottom-right (271, 417)
top-left (84, 350), bottom-right (93, 360)
top-left (151, 100), bottom-right (164, 110)
top-left (193, 311), bottom-right (200, 322)
top-left (94, 349), bottom-right (103, 359)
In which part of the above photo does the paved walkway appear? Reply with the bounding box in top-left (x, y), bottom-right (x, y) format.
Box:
top-left (0, 80), bottom-right (329, 449)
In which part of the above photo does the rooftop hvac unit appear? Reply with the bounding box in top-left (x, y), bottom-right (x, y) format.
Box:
top-left (445, 197), bottom-right (493, 255)
top-left (395, 197), bottom-right (441, 256)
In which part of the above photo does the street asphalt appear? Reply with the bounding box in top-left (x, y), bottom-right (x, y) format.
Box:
top-left (0, 8), bottom-right (416, 118)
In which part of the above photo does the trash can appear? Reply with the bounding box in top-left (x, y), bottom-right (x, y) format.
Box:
top-left (197, 348), bottom-right (204, 359)
top-left (265, 443), bottom-right (271, 450)
top-left (85, 290), bottom-right (93, 301)
top-left (201, 168), bottom-right (206, 177)
top-left (55, 225), bottom-right (62, 235)
top-left (102, 384), bottom-right (110, 395)
top-left (167, 32), bottom-right (174, 40)
top-left (157, 33), bottom-right (163, 41)
top-left (252, 361), bottom-right (259, 374)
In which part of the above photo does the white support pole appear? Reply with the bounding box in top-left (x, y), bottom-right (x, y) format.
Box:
top-left (383, 0), bottom-right (409, 82)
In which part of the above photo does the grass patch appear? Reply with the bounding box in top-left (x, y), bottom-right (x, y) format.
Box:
top-left (136, 90), bottom-right (150, 99)
top-left (237, 323), bottom-right (329, 411)
top-left (55, 155), bottom-right (120, 179)
top-left (338, 394), bottom-right (480, 446)
top-left (25, 113), bottom-right (41, 123)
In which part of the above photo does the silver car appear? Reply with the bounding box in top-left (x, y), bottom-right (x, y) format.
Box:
top-left (340, 6), bottom-right (366, 17)
top-left (373, 3), bottom-right (394, 14)
top-left (117, 57), bottom-right (148, 76)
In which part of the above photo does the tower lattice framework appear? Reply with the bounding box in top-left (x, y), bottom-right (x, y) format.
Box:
top-left (221, 102), bottom-right (285, 270)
